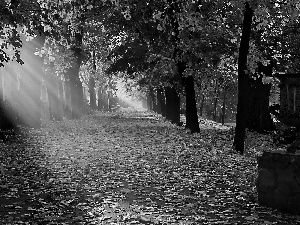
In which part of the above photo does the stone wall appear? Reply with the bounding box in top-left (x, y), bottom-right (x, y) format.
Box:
top-left (257, 151), bottom-right (300, 215)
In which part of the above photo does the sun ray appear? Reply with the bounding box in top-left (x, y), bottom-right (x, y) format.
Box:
top-left (0, 33), bottom-right (45, 128)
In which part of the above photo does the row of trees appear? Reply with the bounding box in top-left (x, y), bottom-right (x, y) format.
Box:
top-left (104, 0), bottom-right (297, 154)
top-left (0, 0), bottom-right (299, 154)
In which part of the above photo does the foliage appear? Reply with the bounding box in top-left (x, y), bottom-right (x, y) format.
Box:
top-left (0, 110), bottom-right (299, 224)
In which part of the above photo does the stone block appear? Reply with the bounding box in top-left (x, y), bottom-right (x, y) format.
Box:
top-left (287, 193), bottom-right (300, 214)
top-left (274, 156), bottom-right (291, 173)
top-left (258, 190), bottom-right (288, 210)
top-left (295, 167), bottom-right (300, 185)
top-left (257, 168), bottom-right (275, 193)
top-left (257, 151), bottom-right (300, 215)
top-left (277, 165), bottom-right (299, 196)
top-left (257, 152), bottom-right (275, 171)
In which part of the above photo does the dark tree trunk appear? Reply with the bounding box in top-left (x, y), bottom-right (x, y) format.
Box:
top-left (69, 78), bottom-right (83, 118)
top-left (147, 92), bottom-right (152, 111)
top-left (247, 75), bottom-right (275, 132)
top-left (165, 86), bottom-right (181, 125)
top-left (64, 79), bottom-right (72, 119)
top-left (199, 94), bottom-right (205, 117)
top-left (157, 89), bottom-right (162, 114)
top-left (213, 98), bottom-right (218, 122)
top-left (183, 76), bottom-right (200, 133)
top-left (160, 89), bottom-right (166, 117)
top-left (150, 88), bottom-right (157, 113)
top-left (58, 78), bottom-right (64, 118)
top-left (157, 88), bottom-right (166, 116)
top-left (213, 80), bottom-right (219, 122)
top-left (173, 88), bottom-right (181, 125)
top-left (90, 50), bottom-right (97, 110)
top-left (97, 87), bottom-right (105, 111)
top-left (103, 96), bottom-right (109, 111)
top-left (234, 2), bottom-right (253, 155)
top-left (109, 96), bottom-right (119, 111)
top-left (89, 77), bottom-right (96, 110)
top-left (221, 87), bottom-right (227, 125)
top-left (46, 64), bottom-right (63, 121)
top-left (67, 32), bottom-right (84, 119)
top-left (165, 87), bottom-right (172, 120)
top-left (46, 72), bottom-right (56, 121)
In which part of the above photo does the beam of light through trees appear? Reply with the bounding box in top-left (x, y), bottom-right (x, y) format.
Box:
top-left (0, 32), bottom-right (47, 127)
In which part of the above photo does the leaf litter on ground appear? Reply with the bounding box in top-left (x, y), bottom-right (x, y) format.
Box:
top-left (0, 109), bottom-right (299, 224)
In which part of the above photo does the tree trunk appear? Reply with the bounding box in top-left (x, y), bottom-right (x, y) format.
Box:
top-left (90, 50), bottom-right (97, 110)
top-left (213, 80), bottom-right (219, 122)
top-left (67, 32), bottom-right (84, 119)
top-left (103, 96), bottom-right (109, 111)
top-left (213, 97), bottom-right (218, 122)
top-left (147, 92), bottom-right (152, 111)
top-left (109, 96), bottom-right (118, 111)
top-left (58, 78), bottom-right (64, 118)
top-left (247, 75), bottom-right (275, 132)
top-left (173, 87), bottom-right (181, 125)
top-left (45, 64), bottom-right (63, 121)
top-left (221, 87), bottom-right (227, 125)
top-left (150, 88), bottom-right (157, 113)
top-left (160, 89), bottom-right (166, 117)
top-left (183, 76), bottom-right (200, 133)
top-left (157, 88), bottom-right (166, 116)
top-left (165, 86), bottom-right (172, 120)
top-left (98, 87), bottom-right (105, 110)
top-left (63, 79), bottom-right (72, 119)
top-left (165, 86), bottom-right (181, 125)
top-left (69, 78), bottom-right (83, 118)
top-left (157, 89), bottom-right (162, 114)
top-left (199, 94), bottom-right (205, 117)
top-left (234, 1), bottom-right (253, 155)
top-left (89, 77), bottom-right (96, 110)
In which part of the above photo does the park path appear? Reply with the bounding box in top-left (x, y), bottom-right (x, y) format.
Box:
top-left (0, 110), bottom-right (299, 224)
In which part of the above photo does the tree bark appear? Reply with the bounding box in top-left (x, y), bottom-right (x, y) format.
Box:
top-left (165, 86), bottom-right (172, 120)
top-left (147, 92), bottom-right (152, 111)
top-left (45, 64), bottom-right (63, 121)
top-left (213, 79), bottom-right (220, 122)
top-left (150, 88), bottom-right (157, 113)
top-left (183, 75), bottom-right (200, 133)
top-left (98, 87), bottom-right (105, 110)
top-left (103, 93), bottom-right (109, 111)
top-left (90, 50), bottom-right (97, 110)
top-left (247, 74), bottom-right (275, 132)
top-left (89, 77), bottom-right (96, 110)
top-left (67, 32), bottom-right (84, 119)
top-left (157, 88), bottom-right (166, 116)
top-left (199, 94), bottom-right (205, 117)
top-left (234, 1), bottom-right (253, 155)
top-left (157, 89), bottom-right (162, 114)
top-left (221, 87), bottom-right (227, 125)
top-left (58, 78), bottom-right (64, 118)
top-left (109, 96), bottom-right (119, 111)
top-left (63, 79), bottom-right (72, 119)
top-left (165, 86), bottom-right (181, 125)
top-left (160, 88), bottom-right (167, 117)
